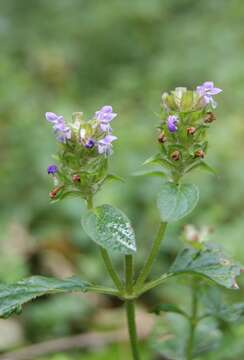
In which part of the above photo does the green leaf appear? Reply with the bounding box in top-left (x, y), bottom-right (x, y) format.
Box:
top-left (157, 182), bottom-right (199, 222)
top-left (151, 313), bottom-right (221, 360)
top-left (132, 170), bottom-right (167, 178)
top-left (82, 204), bottom-right (136, 254)
top-left (202, 288), bottom-right (244, 323)
top-left (169, 243), bottom-right (242, 289)
top-left (185, 160), bottom-right (217, 176)
top-left (0, 276), bottom-right (91, 319)
top-left (103, 174), bottom-right (125, 183)
top-left (152, 303), bottom-right (188, 318)
top-left (143, 153), bottom-right (174, 170)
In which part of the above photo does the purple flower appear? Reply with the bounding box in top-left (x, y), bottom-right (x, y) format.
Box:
top-left (97, 135), bottom-right (117, 155)
top-left (167, 115), bottom-right (179, 133)
top-left (45, 112), bottom-right (71, 143)
top-left (85, 138), bottom-right (95, 149)
top-left (45, 112), bottom-right (63, 123)
top-left (47, 164), bottom-right (58, 175)
top-left (95, 105), bottom-right (117, 132)
top-left (196, 81), bottom-right (222, 108)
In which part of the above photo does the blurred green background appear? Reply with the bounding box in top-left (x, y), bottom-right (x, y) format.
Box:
top-left (0, 0), bottom-right (244, 359)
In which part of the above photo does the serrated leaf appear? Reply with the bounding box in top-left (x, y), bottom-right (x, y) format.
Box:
top-left (152, 303), bottom-right (188, 318)
top-left (0, 276), bottom-right (91, 318)
top-left (169, 243), bottom-right (242, 289)
top-left (157, 182), bottom-right (199, 222)
top-left (82, 204), bottom-right (136, 254)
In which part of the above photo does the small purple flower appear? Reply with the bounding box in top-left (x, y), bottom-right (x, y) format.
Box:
top-left (95, 105), bottom-right (117, 132)
top-left (45, 112), bottom-right (63, 123)
top-left (97, 135), bottom-right (117, 155)
top-left (47, 164), bottom-right (58, 175)
top-left (45, 112), bottom-right (71, 143)
top-left (85, 138), bottom-right (95, 149)
top-left (196, 81), bottom-right (222, 108)
top-left (167, 115), bottom-right (179, 133)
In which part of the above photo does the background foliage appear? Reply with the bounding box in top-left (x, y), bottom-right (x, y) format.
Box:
top-left (0, 0), bottom-right (244, 358)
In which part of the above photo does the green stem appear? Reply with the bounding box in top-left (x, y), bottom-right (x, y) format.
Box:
top-left (89, 285), bottom-right (120, 297)
top-left (99, 246), bottom-right (124, 292)
top-left (186, 281), bottom-right (198, 360)
top-left (139, 273), bottom-right (173, 295)
top-left (86, 195), bottom-right (123, 293)
top-left (126, 300), bottom-right (141, 360)
top-left (125, 255), bottom-right (134, 294)
top-left (125, 254), bottom-right (140, 360)
top-left (135, 222), bottom-right (167, 291)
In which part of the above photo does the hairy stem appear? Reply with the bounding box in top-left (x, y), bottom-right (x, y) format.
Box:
top-left (135, 222), bottom-right (167, 290)
top-left (186, 281), bottom-right (198, 360)
top-left (125, 255), bottom-right (140, 360)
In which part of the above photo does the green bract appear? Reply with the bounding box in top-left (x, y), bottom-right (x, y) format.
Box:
top-left (82, 204), bottom-right (137, 254)
top-left (157, 182), bottom-right (199, 222)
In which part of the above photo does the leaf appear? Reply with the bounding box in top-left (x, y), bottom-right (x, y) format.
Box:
top-left (157, 182), bottom-right (199, 222)
top-left (132, 170), bottom-right (167, 178)
top-left (82, 204), bottom-right (136, 254)
top-left (202, 288), bottom-right (244, 323)
top-left (152, 304), bottom-right (188, 318)
top-left (169, 243), bottom-right (242, 289)
top-left (143, 154), bottom-right (174, 170)
top-left (151, 313), bottom-right (221, 359)
top-left (185, 160), bottom-right (217, 176)
top-left (103, 174), bottom-right (125, 183)
top-left (0, 276), bottom-right (91, 319)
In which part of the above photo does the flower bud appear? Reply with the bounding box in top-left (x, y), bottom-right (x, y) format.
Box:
top-left (194, 149), bottom-right (205, 158)
top-left (204, 112), bottom-right (216, 123)
top-left (171, 150), bottom-right (180, 161)
top-left (187, 127), bottom-right (196, 135)
top-left (72, 174), bottom-right (81, 183)
top-left (49, 186), bottom-right (62, 199)
top-left (158, 132), bottom-right (167, 143)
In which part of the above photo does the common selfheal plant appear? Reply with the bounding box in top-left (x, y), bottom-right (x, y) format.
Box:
top-left (0, 85), bottom-right (243, 360)
top-left (44, 107), bottom-right (118, 202)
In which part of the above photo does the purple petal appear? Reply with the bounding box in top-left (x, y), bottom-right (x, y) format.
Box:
top-left (47, 164), bottom-right (58, 174)
top-left (210, 87), bottom-right (222, 95)
top-left (45, 112), bottom-right (59, 122)
top-left (100, 105), bottom-right (113, 113)
top-left (203, 81), bottom-right (214, 89)
top-left (85, 138), bottom-right (95, 149)
top-left (99, 135), bottom-right (117, 145)
top-left (167, 115), bottom-right (179, 133)
top-left (100, 123), bottom-right (111, 132)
